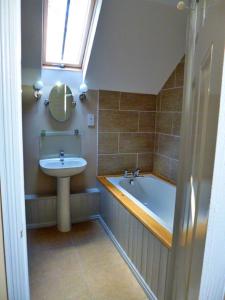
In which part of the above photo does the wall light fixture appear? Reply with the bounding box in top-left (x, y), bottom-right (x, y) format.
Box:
top-left (33, 80), bottom-right (44, 101)
top-left (79, 83), bottom-right (88, 101)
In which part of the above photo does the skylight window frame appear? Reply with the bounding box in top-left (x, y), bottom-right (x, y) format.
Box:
top-left (42, 0), bottom-right (96, 70)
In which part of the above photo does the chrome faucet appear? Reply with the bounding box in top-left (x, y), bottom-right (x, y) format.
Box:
top-left (59, 150), bottom-right (64, 163)
top-left (124, 169), bottom-right (142, 178)
top-left (133, 168), bottom-right (144, 177)
top-left (124, 170), bottom-right (133, 178)
top-left (133, 168), bottom-right (140, 177)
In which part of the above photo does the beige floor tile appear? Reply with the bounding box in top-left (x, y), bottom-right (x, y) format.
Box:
top-left (29, 247), bottom-right (81, 284)
top-left (27, 227), bottom-right (74, 253)
top-left (31, 271), bottom-right (92, 300)
top-left (70, 221), bottom-right (107, 245)
top-left (78, 238), bottom-right (122, 270)
top-left (84, 262), bottom-right (148, 300)
top-left (28, 220), bottom-right (147, 300)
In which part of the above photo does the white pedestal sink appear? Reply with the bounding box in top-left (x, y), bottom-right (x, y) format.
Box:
top-left (39, 157), bottom-right (87, 232)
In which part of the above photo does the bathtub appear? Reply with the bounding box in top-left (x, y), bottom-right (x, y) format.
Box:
top-left (98, 174), bottom-right (176, 299)
top-left (107, 175), bottom-right (176, 233)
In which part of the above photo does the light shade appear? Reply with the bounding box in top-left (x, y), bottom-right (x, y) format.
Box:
top-left (79, 83), bottom-right (88, 93)
top-left (33, 80), bottom-right (44, 91)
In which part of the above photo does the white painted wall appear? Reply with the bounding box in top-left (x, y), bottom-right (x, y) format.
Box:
top-left (22, 87), bottom-right (98, 195)
top-left (86, 0), bottom-right (187, 94)
top-left (21, 0), bottom-right (98, 196)
top-left (21, 0), bottom-right (42, 83)
top-left (21, 0), bottom-right (83, 87)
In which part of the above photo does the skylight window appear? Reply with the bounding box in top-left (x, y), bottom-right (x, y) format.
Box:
top-left (43, 0), bottom-right (95, 69)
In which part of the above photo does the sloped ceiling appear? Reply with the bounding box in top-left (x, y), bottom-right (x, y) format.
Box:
top-left (21, 0), bottom-right (187, 94)
top-left (85, 0), bottom-right (187, 94)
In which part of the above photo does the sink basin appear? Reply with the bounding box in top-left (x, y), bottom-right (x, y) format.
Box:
top-left (39, 157), bottom-right (87, 178)
top-left (39, 156), bottom-right (87, 232)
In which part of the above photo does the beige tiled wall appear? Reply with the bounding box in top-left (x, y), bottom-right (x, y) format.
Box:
top-left (153, 59), bottom-right (184, 182)
top-left (97, 59), bottom-right (184, 180)
top-left (98, 91), bottom-right (156, 175)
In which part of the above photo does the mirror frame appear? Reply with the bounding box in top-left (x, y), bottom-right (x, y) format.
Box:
top-left (48, 83), bottom-right (75, 122)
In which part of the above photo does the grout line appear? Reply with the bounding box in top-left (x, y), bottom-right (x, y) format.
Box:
top-left (136, 151), bottom-right (154, 155)
top-left (155, 132), bottom-right (181, 138)
top-left (170, 112), bottom-right (174, 135)
top-left (99, 108), bottom-right (120, 111)
top-left (98, 131), bottom-right (156, 134)
top-left (171, 112), bottom-right (175, 135)
top-left (170, 157), bottom-right (179, 162)
top-left (153, 111), bottom-right (182, 114)
top-left (120, 109), bottom-right (157, 113)
top-left (119, 91), bottom-right (122, 111)
top-left (159, 93), bottom-right (161, 111)
top-left (155, 133), bottom-right (159, 154)
top-left (175, 67), bottom-right (177, 87)
top-left (153, 99), bottom-right (158, 172)
top-left (169, 157), bottom-right (173, 179)
top-left (138, 112), bottom-right (140, 132)
top-left (98, 153), bottom-right (146, 156)
top-left (161, 86), bottom-right (184, 91)
top-left (98, 108), bottom-right (157, 113)
top-left (154, 152), bottom-right (179, 162)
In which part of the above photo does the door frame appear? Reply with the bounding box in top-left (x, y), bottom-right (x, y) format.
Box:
top-left (0, 0), bottom-right (30, 299)
top-left (168, 0), bottom-right (225, 299)
top-left (1, 0), bottom-right (225, 300)
top-left (0, 187), bottom-right (7, 300)
top-left (198, 39), bottom-right (225, 300)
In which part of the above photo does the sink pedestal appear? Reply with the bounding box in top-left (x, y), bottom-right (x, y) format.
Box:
top-left (57, 177), bottom-right (71, 232)
top-left (39, 157), bottom-right (87, 232)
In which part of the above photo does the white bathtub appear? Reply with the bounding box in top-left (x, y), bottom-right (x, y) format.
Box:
top-left (107, 175), bottom-right (176, 232)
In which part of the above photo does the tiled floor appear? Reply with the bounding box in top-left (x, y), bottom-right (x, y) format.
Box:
top-left (27, 220), bottom-right (148, 300)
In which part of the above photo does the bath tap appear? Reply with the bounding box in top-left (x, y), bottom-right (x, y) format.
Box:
top-left (59, 150), bottom-right (64, 163)
top-left (124, 169), bottom-right (143, 178)
top-left (133, 169), bottom-right (144, 177)
top-left (133, 169), bottom-right (140, 177)
top-left (124, 170), bottom-right (133, 178)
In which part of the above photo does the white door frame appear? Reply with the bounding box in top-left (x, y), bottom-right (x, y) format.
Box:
top-left (199, 42), bottom-right (225, 300)
top-left (168, 0), bottom-right (225, 299)
top-left (0, 187), bottom-right (8, 300)
top-left (1, 0), bottom-right (225, 300)
top-left (0, 0), bottom-right (30, 299)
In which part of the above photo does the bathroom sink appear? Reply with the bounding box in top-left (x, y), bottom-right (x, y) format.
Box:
top-left (39, 156), bottom-right (87, 232)
top-left (39, 157), bottom-right (87, 178)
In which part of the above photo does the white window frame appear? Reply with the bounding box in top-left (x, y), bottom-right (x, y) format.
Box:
top-left (42, 0), bottom-right (96, 70)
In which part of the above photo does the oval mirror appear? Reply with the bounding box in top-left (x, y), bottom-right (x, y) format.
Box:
top-left (49, 84), bottom-right (74, 122)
